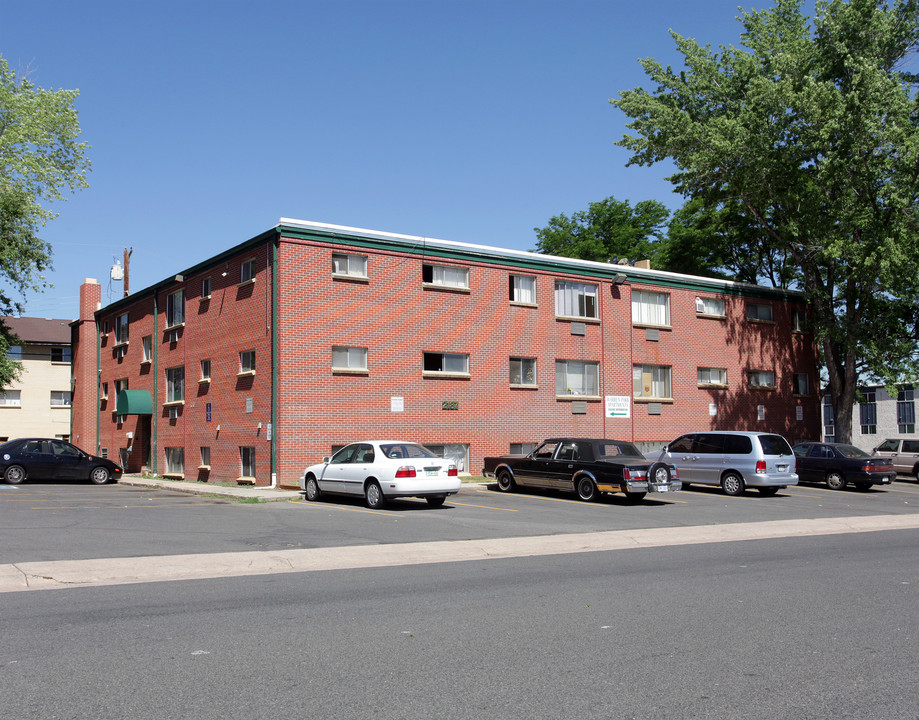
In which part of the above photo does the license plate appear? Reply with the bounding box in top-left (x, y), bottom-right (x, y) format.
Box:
top-left (777, 465), bottom-right (787, 472)
top-left (425, 469), bottom-right (439, 476)
top-left (655, 485), bottom-right (669, 492)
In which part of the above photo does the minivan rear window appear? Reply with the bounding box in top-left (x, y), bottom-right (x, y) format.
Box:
top-left (758, 434), bottom-right (793, 456)
top-left (722, 435), bottom-right (753, 454)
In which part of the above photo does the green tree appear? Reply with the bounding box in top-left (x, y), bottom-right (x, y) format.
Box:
top-left (612, 0), bottom-right (919, 442)
top-left (533, 196), bottom-right (670, 265)
top-left (0, 56), bottom-right (90, 385)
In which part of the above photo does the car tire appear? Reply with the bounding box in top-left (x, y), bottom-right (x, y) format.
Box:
top-left (624, 491), bottom-right (647, 501)
top-left (854, 481), bottom-right (872, 492)
top-left (365, 480), bottom-right (386, 509)
top-left (576, 476), bottom-right (598, 502)
top-left (426, 495), bottom-right (446, 507)
top-left (496, 471), bottom-right (515, 493)
top-left (826, 471), bottom-right (846, 491)
top-left (757, 486), bottom-right (780, 496)
top-left (304, 475), bottom-right (321, 501)
top-left (721, 472), bottom-right (745, 496)
top-left (4, 465), bottom-right (25, 485)
top-left (648, 463), bottom-right (671, 484)
top-left (90, 467), bottom-right (110, 485)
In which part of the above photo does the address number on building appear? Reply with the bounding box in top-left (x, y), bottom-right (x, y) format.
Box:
top-left (442, 401), bottom-right (459, 411)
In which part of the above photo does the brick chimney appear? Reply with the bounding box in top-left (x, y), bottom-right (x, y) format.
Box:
top-left (71, 279), bottom-right (101, 451)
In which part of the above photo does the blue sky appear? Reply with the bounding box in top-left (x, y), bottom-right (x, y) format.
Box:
top-left (3, 0), bottom-right (770, 318)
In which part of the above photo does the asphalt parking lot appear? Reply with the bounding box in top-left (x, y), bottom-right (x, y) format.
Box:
top-left (3, 476), bottom-right (919, 565)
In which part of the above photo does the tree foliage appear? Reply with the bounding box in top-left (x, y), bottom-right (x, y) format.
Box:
top-left (612, 0), bottom-right (919, 442)
top-left (0, 55), bottom-right (90, 386)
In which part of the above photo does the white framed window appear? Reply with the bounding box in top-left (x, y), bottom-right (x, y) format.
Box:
top-left (554, 281), bottom-right (598, 319)
top-left (50, 390), bottom-right (71, 407)
top-left (165, 447), bottom-right (184, 475)
top-left (239, 350), bottom-right (255, 374)
top-left (747, 303), bottom-right (774, 322)
top-left (697, 367), bottom-right (727, 386)
top-left (633, 364), bottom-right (672, 399)
top-left (115, 313), bottom-right (129, 344)
top-left (100, 382), bottom-right (109, 400)
top-left (166, 366), bottom-right (185, 403)
top-left (0, 390), bottom-right (22, 407)
top-left (423, 263), bottom-right (469, 289)
top-left (510, 442), bottom-right (537, 455)
top-left (200, 446), bottom-right (211, 467)
top-left (332, 253), bottom-right (368, 278)
top-left (240, 446), bottom-right (256, 477)
top-left (632, 289), bottom-right (670, 326)
top-left (166, 289), bottom-right (185, 328)
top-left (793, 373), bottom-right (810, 396)
top-left (142, 336), bottom-right (152, 363)
top-left (897, 386), bottom-right (915, 434)
top-left (201, 277), bottom-right (211, 298)
top-left (423, 352), bottom-right (469, 375)
top-left (748, 370), bottom-right (776, 388)
top-left (50, 347), bottom-right (72, 363)
top-left (509, 274), bottom-right (536, 304)
top-left (424, 443), bottom-right (468, 473)
top-left (859, 391), bottom-right (877, 434)
top-left (7, 345), bottom-right (21, 360)
top-left (332, 346), bottom-right (368, 371)
top-left (792, 309), bottom-right (807, 332)
top-left (509, 357), bottom-right (537, 386)
top-left (114, 379), bottom-right (128, 423)
top-left (241, 258), bottom-right (256, 283)
top-left (200, 359), bottom-right (211, 381)
top-left (555, 360), bottom-right (600, 397)
top-left (695, 296), bottom-right (725, 316)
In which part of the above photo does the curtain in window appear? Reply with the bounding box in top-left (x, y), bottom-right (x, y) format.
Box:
top-left (555, 282), bottom-right (596, 318)
top-left (632, 290), bottom-right (669, 325)
top-left (434, 266), bottom-right (467, 287)
top-left (512, 276), bottom-right (535, 303)
top-left (556, 361), bottom-right (598, 395)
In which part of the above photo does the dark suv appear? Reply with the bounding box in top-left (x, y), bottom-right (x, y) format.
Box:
top-left (872, 439), bottom-right (919, 480)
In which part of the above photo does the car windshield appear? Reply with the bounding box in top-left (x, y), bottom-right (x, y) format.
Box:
top-left (597, 441), bottom-right (643, 458)
top-left (836, 444), bottom-right (870, 458)
top-left (381, 443), bottom-right (437, 460)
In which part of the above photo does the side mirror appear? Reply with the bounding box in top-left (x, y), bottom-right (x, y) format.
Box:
top-left (322, 456), bottom-right (330, 464)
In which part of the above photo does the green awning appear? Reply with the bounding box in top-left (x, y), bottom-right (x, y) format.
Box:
top-left (116, 389), bottom-right (153, 415)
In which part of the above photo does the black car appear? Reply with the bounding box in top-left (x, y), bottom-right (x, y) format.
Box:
top-left (0, 438), bottom-right (122, 485)
top-left (792, 442), bottom-right (895, 491)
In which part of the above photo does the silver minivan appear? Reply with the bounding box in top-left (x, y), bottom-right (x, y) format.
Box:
top-left (651, 431), bottom-right (798, 496)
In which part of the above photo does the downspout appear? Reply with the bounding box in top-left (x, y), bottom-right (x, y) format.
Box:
top-left (95, 321), bottom-right (101, 452)
top-left (269, 235), bottom-right (279, 488)
top-left (152, 291), bottom-right (159, 474)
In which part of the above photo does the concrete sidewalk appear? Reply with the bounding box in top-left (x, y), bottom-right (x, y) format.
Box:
top-left (119, 475), bottom-right (303, 501)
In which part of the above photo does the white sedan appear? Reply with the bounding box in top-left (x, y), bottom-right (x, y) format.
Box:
top-left (299, 441), bottom-right (462, 509)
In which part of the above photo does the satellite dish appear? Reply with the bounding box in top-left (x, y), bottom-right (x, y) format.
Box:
top-left (111, 260), bottom-right (124, 281)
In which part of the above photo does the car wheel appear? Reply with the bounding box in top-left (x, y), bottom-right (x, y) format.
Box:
top-left (826, 471), bottom-right (846, 491)
top-left (576, 476), bottom-right (598, 501)
top-left (496, 471), bottom-right (515, 493)
top-left (90, 467), bottom-right (110, 485)
top-left (854, 481), bottom-right (872, 492)
top-left (426, 495), bottom-right (446, 507)
top-left (4, 465), bottom-right (25, 485)
top-left (649, 463), bottom-right (671, 483)
top-left (624, 491), bottom-right (647, 501)
top-left (721, 472), bottom-right (745, 496)
top-left (304, 475), bottom-right (321, 501)
top-left (757, 486), bottom-right (780, 496)
top-left (365, 480), bottom-right (385, 509)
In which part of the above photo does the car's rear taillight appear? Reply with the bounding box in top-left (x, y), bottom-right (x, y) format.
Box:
top-left (395, 466), bottom-right (416, 478)
top-left (447, 465), bottom-right (458, 476)
top-left (624, 468), bottom-right (647, 481)
top-left (755, 460), bottom-right (767, 474)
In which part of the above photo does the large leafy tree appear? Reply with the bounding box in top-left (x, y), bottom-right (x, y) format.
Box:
top-left (0, 56), bottom-right (90, 385)
top-left (612, 0), bottom-right (919, 442)
top-left (533, 196), bottom-right (670, 266)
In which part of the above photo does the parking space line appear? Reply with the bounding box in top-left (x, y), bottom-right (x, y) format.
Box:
top-left (450, 501), bottom-right (518, 512)
top-left (288, 500), bottom-right (405, 517)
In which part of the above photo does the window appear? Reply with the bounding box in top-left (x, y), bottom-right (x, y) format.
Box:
top-left (556, 360), bottom-right (600, 397)
top-left (240, 446), bottom-right (256, 477)
top-left (115, 313), bottom-right (129, 344)
top-left (50, 347), bottom-right (72, 363)
top-left (166, 289), bottom-right (185, 328)
top-left (748, 370), bottom-right (776, 388)
top-left (510, 442), bottom-right (537, 455)
top-left (114, 379), bottom-right (128, 423)
top-left (200, 359), bottom-right (211, 381)
top-left (633, 364), bottom-right (672, 399)
top-left (50, 391), bottom-right (71, 407)
top-left (165, 447), bottom-right (184, 475)
top-left (554, 281), bottom-right (598, 319)
top-left (746, 304), bottom-right (774, 322)
top-left (201, 277), bottom-right (211, 298)
top-left (241, 259), bottom-right (256, 283)
top-left (695, 296), bottom-right (725, 316)
top-left (332, 346), bottom-right (368, 371)
top-left (239, 350), bottom-right (255, 374)
top-left (100, 382), bottom-right (109, 400)
top-left (793, 373), bottom-right (810, 396)
top-left (509, 274), bottom-right (536, 304)
top-left (332, 253), bottom-right (368, 278)
top-left (0, 390), bottom-right (21, 407)
top-left (424, 443), bottom-right (468, 472)
top-left (860, 390), bottom-right (877, 434)
top-left (792, 309), bottom-right (807, 332)
top-left (166, 366), bottom-right (185, 403)
top-left (423, 352), bottom-right (469, 375)
top-left (823, 395), bottom-right (835, 442)
top-left (509, 357), bottom-right (537, 386)
top-left (632, 290), bottom-right (670, 326)
top-left (142, 336), bottom-right (152, 363)
top-left (897, 386), bottom-right (915, 434)
top-left (697, 367), bottom-right (727, 386)
top-left (7, 345), bottom-right (21, 360)
top-left (200, 446), bottom-right (211, 468)
top-left (423, 263), bottom-right (469, 289)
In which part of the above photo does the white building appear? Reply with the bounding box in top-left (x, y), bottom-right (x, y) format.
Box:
top-left (823, 384), bottom-right (916, 451)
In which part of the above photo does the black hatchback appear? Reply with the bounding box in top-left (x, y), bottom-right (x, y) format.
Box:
top-left (792, 442), bottom-right (895, 491)
top-left (0, 438), bottom-right (123, 485)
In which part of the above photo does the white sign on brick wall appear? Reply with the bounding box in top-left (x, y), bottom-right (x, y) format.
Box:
top-left (605, 396), bottom-right (630, 418)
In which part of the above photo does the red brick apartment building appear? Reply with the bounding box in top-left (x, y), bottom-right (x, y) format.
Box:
top-left (70, 219), bottom-right (821, 486)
